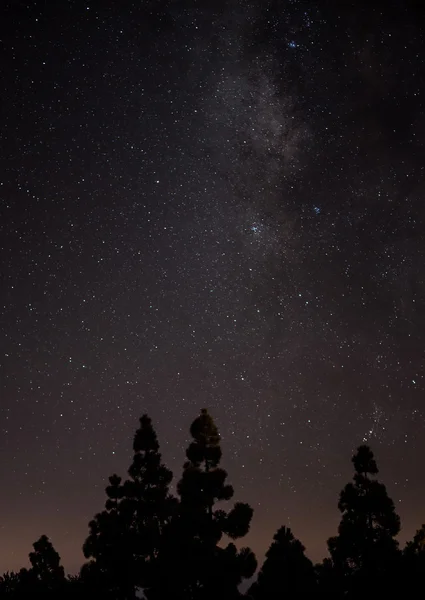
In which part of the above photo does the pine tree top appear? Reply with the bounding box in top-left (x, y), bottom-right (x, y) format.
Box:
top-left (352, 445), bottom-right (378, 477)
top-left (133, 413), bottom-right (159, 454)
top-left (186, 408), bottom-right (222, 468)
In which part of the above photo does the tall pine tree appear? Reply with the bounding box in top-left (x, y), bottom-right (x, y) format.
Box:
top-left (28, 534), bottom-right (65, 585)
top-left (81, 473), bottom-right (133, 599)
top-left (0, 536), bottom-right (65, 599)
top-left (153, 408), bottom-right (256, 600)
top-left (82, 414), bottom-right (176, 599)
top-left (248, 526), bottom-right (316, 599)
top-left (326, 445), bottom-right (401, 597)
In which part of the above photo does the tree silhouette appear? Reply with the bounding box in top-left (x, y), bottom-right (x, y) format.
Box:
top-left (0, 536), bottom-right (67, 599)
top-left (405, 523), bottom-right (425, 555)
top-left (248, 526), bottom-right (316, 599)
top-left (2, 428), bottom-right (419, 599)
top-left (81, 473), bottom-right (132, 599)
top-left (403, 523), bottom-right (425, 596)
top-left (153, 408), bottom-right (257, 600)
top-left (326, 445), bottom-right (401, 597)
top-left (28, 534), bottom-right (65, 586)
top-left (121, 413), bottom-right (177, 597)
top-left (315, 556), bottom-right (344, 599)
top-left (0, 571), bottom-right (23, 598)
top-left (82, 414), bottom-right (176, 599)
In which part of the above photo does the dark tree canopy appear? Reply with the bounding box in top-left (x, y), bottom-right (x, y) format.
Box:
top-left (2, 418), bottom-right (423, 600)
top-left (29, 534), bottom-right (65, 586)
top-left (0, 571), bottom-right (24, 598)
top-left (154, 408), bottom-right (257, 600)
top-left (405, 523), bottom-right (425, 555)
top-left (82, 414), bottom-right (176, 600)
top-left (0, 536), bottom-right (66, 599)
top-left (402, 523), bottom-right (425, 597)
top-left (81, 472), bottom-right (134, 599)
top-left (248, 526), bottom-right (316, 600)
top-left (326, 445), bottom-right (401, 597)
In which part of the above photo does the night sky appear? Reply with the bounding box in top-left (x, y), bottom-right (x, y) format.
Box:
top-left (1, 0), bottom-right (425, 574)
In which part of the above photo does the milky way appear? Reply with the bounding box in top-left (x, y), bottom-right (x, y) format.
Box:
top-left (1, 1), bottom-right (424, 572)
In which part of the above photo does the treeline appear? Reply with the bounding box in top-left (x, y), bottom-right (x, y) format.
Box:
top-left (0, 409), bottom-right (424, 599)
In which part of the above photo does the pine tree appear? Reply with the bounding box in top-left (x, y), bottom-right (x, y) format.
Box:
top-left (248, 526), bottom-right (316, 599)
top-left (82, 473), bottom-right (132, 599)
top-left (3, 535), bottom-right (67, 599)
top-left (154, 408), bottom-right (257, 600)
top-left (326, 445), bottom-right (401, 597)
top-left (82, 414), bottom-right (176, 600)
top-left (29, 534), bottom-right (65, 583)
top-left (403, 523), bottom-right (425, 596)
top-left (405, 523), bottom-right (425, 554)
top-left (0, 538), bottom-right (67, 599)
top-left (30, 535), bottom-right (66, 595)
top-left (122, 414), bottom-right (177, 566)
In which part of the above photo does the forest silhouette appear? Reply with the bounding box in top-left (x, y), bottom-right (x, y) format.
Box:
top-left (1, 409), bottom-right (424, 599)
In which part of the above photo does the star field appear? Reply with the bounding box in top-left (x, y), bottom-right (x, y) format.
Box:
top-left (1, 0), bottom-right (424, 573)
